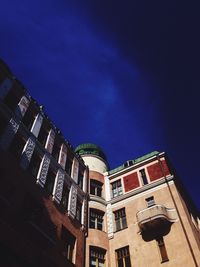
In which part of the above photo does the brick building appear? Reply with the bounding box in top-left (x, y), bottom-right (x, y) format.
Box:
top-left (0, 59), bottom-right (89, 267)
top-left (0, 59), bottom-right (200, 267)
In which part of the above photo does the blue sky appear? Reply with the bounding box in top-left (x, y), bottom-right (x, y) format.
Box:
top-left (0, 0), bottom-right (199, 210)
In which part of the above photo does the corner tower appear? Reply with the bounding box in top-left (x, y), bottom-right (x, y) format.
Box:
top-left (75, 143), bottom-right (109, 267)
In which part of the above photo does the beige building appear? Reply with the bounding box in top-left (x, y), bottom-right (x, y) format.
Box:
top-left (75, 144), bottom-right (200, 267)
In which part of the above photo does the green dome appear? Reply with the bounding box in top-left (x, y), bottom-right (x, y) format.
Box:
top-left (75, 143), bottom-right (107, 163)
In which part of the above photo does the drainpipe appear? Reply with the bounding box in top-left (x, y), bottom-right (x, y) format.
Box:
top-left (157, 155), bottom-right (198, 267)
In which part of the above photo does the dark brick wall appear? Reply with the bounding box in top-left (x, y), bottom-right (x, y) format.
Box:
top-left (0, 150), bottom-right (85, 267)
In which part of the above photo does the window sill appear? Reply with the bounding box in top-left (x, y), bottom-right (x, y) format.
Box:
top-left (114, 226), bottom-right (128, 233)
top-left (161, 259), bottom-right (169, 264)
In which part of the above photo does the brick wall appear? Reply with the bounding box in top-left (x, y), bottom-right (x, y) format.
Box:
top-left (147, 160), bottom-right (170, 182)
top-left (123, 172), bottom-right (140, 192)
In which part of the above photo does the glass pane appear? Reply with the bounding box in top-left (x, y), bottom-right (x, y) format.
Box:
top-left (118, 258), bottom-right (124, 267)
top-left (99, 260), bottom-right (104, 267)
top-left (125, 256), bottom-right (131, 267)
top-left (115, 219), bottom-right (121, 231)
top-left (122, 217), bottom-right (127, 229)
top-left (97, 221), bottom-right (103, 230)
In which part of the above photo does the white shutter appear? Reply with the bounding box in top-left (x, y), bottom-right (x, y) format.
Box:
top-left (52, 169), bottom-right (65, 204)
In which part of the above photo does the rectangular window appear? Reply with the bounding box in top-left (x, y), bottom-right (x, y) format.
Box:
top-left (44, 167), bottom-right (56, 195)
top-left (145, 196), bottom-right (155, 207)
top-left (90, 180), bottom-right (102, 197)
top-left (114, 208), bottom-right (127, 232)
top-left (0, 113), bottom-right (8, 137)
top-left (9, 131), bottom-right (26, 161)
top-left (156, 237), bottom-right (169, 263)
top-left (78, 165), bottom-right (84, 189)
top-left (65, 152), bottom-right (73, 177)
top-left (90, 247), bottom-right (106, 267)
top-left (76, 200), bottom-right (82, 223)
top-left (37, 122), bottom-right (50, 147)
top-left (61, 227), bottom-right (76, 263)
top-left (116, 246), bottom-right (131, 267)
top-left (89, 209), bottom-right (104, 231)
top-left (111, 179), bottom-right (123, 198)
top-left (22, 104), bottom-right (37, 131)
top-left (61, 184), bottom-right (69, 210)
top-left (3, 87), bottom-right (22, 112)
top-left (28, 149), bottom-right (42, 178)
top-left (52, 139), bottom-right (61, 162)
top-left (139, 169), bottom-right (148, 185)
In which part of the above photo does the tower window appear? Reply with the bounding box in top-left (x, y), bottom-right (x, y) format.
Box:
top-left (90, 180), bottom-right (103, 197)
top-left (89, 209), bottom-right (104, 231)
top-left (111, 179), bottom-right (123, 198)
top-left (156, 237), bottom-right (169, 263)
top-left (114, 208), bottom-right (127, 232)
top-left (139, 169), bottom-right (148, 185)
top-left (90, 246), bottom-right (106, 267)
top-left (116, 246), bottom-right (131, 267)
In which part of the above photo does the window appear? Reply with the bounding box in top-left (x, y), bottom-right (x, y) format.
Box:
top-left (90, 180), bottom-right (102, 197)
top-left (139, 169), bottom-right (148, 185)
top-left (61, 227), bottom-right (76, 263)
top-left (145, 196), bottom-right (155, 207)
top-left (37, 122), bottom-right (50, 147)
top-left (28, 149), bottom-right (42, 178)
top-left (0, 113), bottom-right (8, 137)
top-left (116, 246), bottom-right (131, 267)
top-left (78, 166), bottom-right (84, 189)
top-left (44, 167), bottom-right (56, 195)
top-left (52, 139), bottom-right (61, 162)
top-left (89, 209), bottom-right (104, 230)
top-left (90, 246), bottom-right (106, 267)
top-left (65, 152), bottom-right (73, 177)
top-left (9, 131), bottom-right (26, 161)
top-left (114, 208), bottom-right (127, 231)
top-left (111, 179), bottom-right (123, 198)
top-left (76, 199), bottom-right (82, 223)
top-left (156, 237), bottom-right (169, 263)
top-left (61, 184), bottom-right (69, 210)
top-left (3, 87), bottom-right (22, 112)
top-left (22, 104), bottom-right (37, 131)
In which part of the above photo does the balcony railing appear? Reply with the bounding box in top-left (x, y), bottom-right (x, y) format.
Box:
top-left (136, 204), bottom-right (178, 230)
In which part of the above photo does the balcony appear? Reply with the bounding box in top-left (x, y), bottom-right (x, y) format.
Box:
top-left (137, 204), bottom-right (177, 232)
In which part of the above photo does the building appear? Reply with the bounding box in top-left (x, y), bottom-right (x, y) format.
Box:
top-left (75, 144), bottom-right (200, 267)
top-left (0, 59), bottom-right (89, 267)
top-left (0, 59), bottom-right (200, 267)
